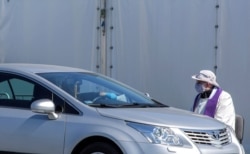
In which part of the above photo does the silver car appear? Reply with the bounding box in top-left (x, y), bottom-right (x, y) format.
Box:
top-left (0, 63), bottom-right (244, 154)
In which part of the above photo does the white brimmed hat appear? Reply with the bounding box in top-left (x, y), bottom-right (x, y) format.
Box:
top-left (191, 70), bottom-right (220, 87)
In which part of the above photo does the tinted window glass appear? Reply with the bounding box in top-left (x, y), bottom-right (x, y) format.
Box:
top-left (10, 78), bottom-right (34, 100)
top-left (0, 73), bottom-right (79, 114)
top-left (0, 73), bottom-right (35, 108)
top-left (39, 72), bottom-right (161, 106)
top-left (0, 80), bottom-right (13, 99)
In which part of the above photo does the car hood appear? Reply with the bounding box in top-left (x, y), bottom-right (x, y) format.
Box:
top-left (97, 107), bottom-right (225, 130)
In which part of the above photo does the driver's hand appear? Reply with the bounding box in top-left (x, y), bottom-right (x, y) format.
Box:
top-left (100, 92), bottom-right (117, 99)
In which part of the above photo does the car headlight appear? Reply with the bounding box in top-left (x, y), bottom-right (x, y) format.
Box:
top-left (127, 122), bottom-right (191, 147)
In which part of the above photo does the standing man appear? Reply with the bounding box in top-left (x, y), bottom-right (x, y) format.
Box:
top-left (191, 70), bottom-right (235, 130)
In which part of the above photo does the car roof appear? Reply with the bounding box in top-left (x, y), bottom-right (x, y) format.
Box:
top-left (0, 63), bottom-right (91, 74)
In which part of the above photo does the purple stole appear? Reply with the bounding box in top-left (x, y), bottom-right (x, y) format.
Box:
top-left (193, 88), bottom-right (222, 118)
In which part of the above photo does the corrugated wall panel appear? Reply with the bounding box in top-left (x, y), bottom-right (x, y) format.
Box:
top-left (0, 0), bottom-right (98, 70)
top-left (219, 0), bottom-right (250, 151)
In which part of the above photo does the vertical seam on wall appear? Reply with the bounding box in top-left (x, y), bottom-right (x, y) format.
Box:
top-left (214, 0), bottom-right (220, 75)
top-left (96, 0), bottom-right (101, 73)
top-left (109, 2), bottom-right (114, 77)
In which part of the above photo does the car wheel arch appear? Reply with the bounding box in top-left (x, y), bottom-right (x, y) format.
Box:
top-left (71, 136), bottom-right (123, 154)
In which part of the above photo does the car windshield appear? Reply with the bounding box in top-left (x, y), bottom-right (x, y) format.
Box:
top-left (38, 72), bottom-right (166, 107)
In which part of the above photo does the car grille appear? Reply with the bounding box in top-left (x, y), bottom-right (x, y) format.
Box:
top-left (183, 128), bottom-right (231, 147)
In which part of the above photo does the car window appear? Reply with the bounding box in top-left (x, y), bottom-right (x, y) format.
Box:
top-left (39, 72), bottom-right (165, 107)
top-left (0, 73), bottom-right (35, 108)
top-left (0, 73), bottom-right (79, 114)
top-left (0, 80), bottom-right (13, 99)
top-left (6, 78), bottom-right (34, 100)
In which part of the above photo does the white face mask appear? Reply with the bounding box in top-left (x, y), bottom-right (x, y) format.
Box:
top-left (195, 83), bottom-right (206, 93)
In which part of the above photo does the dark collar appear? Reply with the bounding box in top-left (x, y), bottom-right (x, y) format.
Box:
top-left (200, 87), bottom-right (215, 98)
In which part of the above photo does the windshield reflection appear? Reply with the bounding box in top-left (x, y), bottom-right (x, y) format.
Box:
top-left (38, 72), bottom-right (164, 107)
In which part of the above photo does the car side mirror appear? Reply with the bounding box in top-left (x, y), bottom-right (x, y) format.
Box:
top-left (31, 99), bottom-right (59, 120)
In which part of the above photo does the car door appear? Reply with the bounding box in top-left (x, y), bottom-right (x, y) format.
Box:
top-left (0, 73), bottom-right (66, 154)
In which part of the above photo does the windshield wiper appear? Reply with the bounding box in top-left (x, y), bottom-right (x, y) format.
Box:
top-left (88, 103), bottom-right (117, 108)
top-left (119, 103), bottom-right (167, 108)
top-left (88, 102), bottom-right (168, 108)
top-left (151, 99), bottom-right (169, 107)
